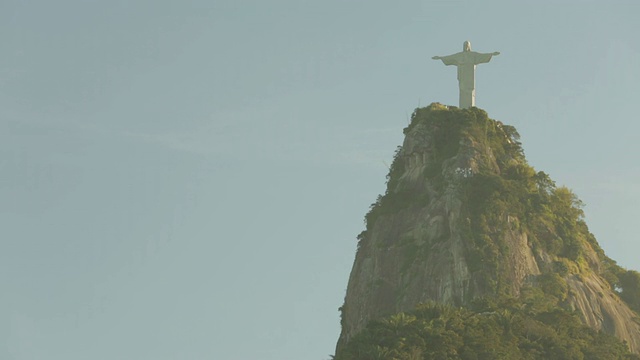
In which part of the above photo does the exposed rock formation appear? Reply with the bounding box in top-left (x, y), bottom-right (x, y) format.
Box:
top-left (336, 103), bottom-right (640, 354)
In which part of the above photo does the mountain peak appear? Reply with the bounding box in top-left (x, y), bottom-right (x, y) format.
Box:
top-left (335, 104), bottom-right (640, 356)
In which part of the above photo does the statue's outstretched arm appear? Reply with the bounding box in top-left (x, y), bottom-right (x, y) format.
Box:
top-left (472, 51), bottom-right (500, 64)
top-left (433, 53), bottom-right (459, 66)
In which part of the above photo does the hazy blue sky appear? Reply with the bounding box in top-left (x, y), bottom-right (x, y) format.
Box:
top-left (2, 1), bottom-right (639, 359)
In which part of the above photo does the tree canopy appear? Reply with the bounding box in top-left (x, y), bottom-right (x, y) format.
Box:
top-left (336, 300), bottom-right (639, 360)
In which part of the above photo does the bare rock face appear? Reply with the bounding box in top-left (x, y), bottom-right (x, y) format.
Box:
top-left (336, 104), bottom-right (640, 354)
top-left (566, 273), bottom-right (640, 352)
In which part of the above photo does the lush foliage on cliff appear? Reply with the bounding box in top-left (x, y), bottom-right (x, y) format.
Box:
top-left (335, 300), bottom-right (639, 360)
top-left (344, 104), bottom-right (640, 358)
top-left (359, 104), bottom-right (640, 311)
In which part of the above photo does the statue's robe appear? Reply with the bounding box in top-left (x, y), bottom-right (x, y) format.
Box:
top-left (437, 51), bottom-right (495, 109)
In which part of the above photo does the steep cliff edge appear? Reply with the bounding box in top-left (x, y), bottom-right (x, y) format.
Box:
top-left (336, 104), bottom-right (640, 355)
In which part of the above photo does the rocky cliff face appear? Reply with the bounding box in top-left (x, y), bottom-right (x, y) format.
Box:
top-left (336, 104), bottom-right (640, 354)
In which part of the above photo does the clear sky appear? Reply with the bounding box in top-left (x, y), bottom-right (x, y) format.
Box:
top-left (2, 1), bottom-right (639, 359)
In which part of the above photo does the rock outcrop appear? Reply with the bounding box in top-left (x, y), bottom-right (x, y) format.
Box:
top-left (336, 104), bottom-right (640, 354)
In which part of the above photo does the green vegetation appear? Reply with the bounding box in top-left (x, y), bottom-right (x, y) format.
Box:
top-left (335, 301), bottom-right (639, 360)
top-left (603, 265), bottom-right (640, 314)
top-left (364, 104), bottom-right (638, 308)
top-left (358, 105), bottom-right (468, 248)
top-left (345, 104), bottom-right (640, 357)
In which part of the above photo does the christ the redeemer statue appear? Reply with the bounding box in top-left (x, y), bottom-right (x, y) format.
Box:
top-left (432, 41), bottom-right (499, 109)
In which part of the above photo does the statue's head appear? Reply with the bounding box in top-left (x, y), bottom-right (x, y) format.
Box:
top-left (463, 41), bottom-right (471, 52)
